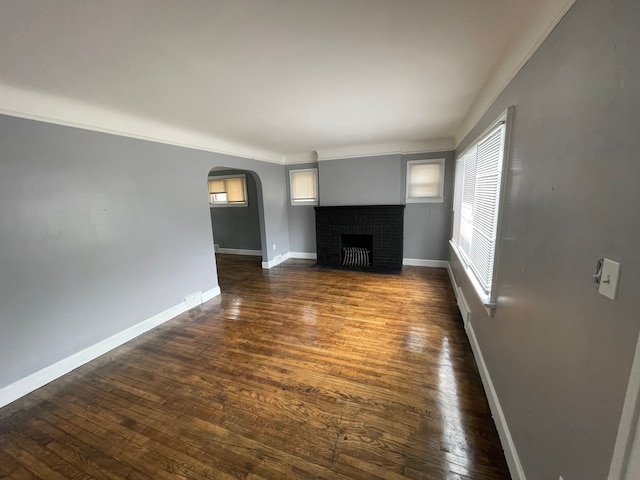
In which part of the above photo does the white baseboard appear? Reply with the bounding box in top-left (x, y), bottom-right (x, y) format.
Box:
top-left (202, 286), bottom-right (221, 302)
top-left (262, 252), bottom-right (291, 269)
top-left (466, 322), bottom-right (526, 480)
top-left (217, 248), bottom-right (262, 256)
top-left (0, 286), bottom-right (221, 409)
top-left (402, 258), bottom-right (449, 268)
top-left (289, 252), bottom-right (317, 260)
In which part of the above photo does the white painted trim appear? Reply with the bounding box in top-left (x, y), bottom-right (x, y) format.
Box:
top-left (262, 252), bottom-right (291, 269)
top-left (217, 248), bottom-right (262, 256)
top-left (456, 287), bottom-right (471, 328)
top-left (0, 85), bottom-right (285, 164)
top-left (466, 321), bottom-right (526, 480)
top-left (0, 286), bottom-right (221, 409)
top-left (401, 139), bottom-right (455, 155)
top-left (202, 286), bottom-right (222, 303)
top-left (316, 139), bottom-right (455, 161)
top-left (0, 86), bottom-right (456, 165)
top-left (0, 1), bottom-right (576, 168)
top-left (289, 252), bottom-right (317, 260)
top-left (447, 263), bottom-right (459, 301)
top-left (402, 258), bottom-right (448, 268)
top-left (283, 152), bottom-right (318, 165)
top-left (608, 330), bottom-right (640, 479)
top-left (455, 0), bottom-right (576, 147)
top-left (450, 241), bottom-right (494, 311)
top-left (445, 263), bottom-right (473, 328)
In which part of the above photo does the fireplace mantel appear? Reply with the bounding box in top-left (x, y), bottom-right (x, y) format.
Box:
top-left (314, 205), bottom-right (405, 272)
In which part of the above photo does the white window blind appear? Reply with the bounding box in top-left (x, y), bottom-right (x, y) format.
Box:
top-left (289, 168), bottom-right (318, 205)
top-left (208, 174), bottom-right (248, 206)
top-left (406, 159), bottom-right (445, 202)
top-left (452, 109), bottom-right (510, 305)
top-left (225, 177), bottom-right (246, 203)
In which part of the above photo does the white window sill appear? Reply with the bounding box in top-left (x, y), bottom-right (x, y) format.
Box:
top-left (290, 201), bottom-right (318, 206)
top-left (449, 240), bottom-right (496, 317)
top-left (406, 197), bottom-right (444, 204)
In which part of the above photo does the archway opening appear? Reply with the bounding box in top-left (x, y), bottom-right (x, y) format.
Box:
top-left (207, 167), bottom-right (267, 285)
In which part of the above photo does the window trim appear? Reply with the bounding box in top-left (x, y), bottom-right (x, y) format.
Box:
top-left (451, 106), bottom-right (513, 313)
top-left (289, 168), bottom-right (319, 206)
top-left (207, 173), bottom-right (248, 207)
top-left (405, 158), bottom-right (445, 203)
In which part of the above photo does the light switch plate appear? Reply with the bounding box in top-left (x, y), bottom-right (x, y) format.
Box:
top-left (598, 259), bottom-right (620, 300)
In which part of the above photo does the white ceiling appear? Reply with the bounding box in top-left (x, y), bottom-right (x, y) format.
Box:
top-left (0, 0), bottom-right (574, 163)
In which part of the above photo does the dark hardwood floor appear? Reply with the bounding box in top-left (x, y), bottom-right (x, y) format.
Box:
top-left (0, 255), bottom-right (510, 479)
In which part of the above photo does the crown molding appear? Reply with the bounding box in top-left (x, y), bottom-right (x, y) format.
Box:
top-left (0, 1), bottom-right (576, 166)
top-left (282, 152), bottom-right (318, 165)
top-left (454, 0), bottom-right (576, 148)
top-left (0, 84), bottom-right (285, 164)
top-left (0, 85), bottom-right (454, 166)
top-left (316, 138), bottom-right (454, 161)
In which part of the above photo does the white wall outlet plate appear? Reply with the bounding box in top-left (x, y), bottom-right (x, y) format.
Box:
top-left (598, 258), bottom-right (620, 300)
top-left (184, 291), bottom-right (203, 309)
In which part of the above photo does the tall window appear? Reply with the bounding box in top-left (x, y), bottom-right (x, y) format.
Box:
top-left (451, 108), bottom-right (511, 307)
top-left (208, 174), bottom-right (248, 207)
top-left (289, 168), bottom-right (318, 205)
top-left (406, 158), bottom-right (445, 203)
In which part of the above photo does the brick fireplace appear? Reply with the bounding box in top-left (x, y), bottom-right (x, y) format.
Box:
top-left (314, 205), bottom-right (405, 272)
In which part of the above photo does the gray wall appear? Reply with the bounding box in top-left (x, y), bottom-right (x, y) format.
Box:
top-left (285, 163), bottom-right (317, 253)
top-left (0, 114), bottom-right (289, 389)
top-left (318, 154), bottom-right (403, 206)
top-left (209, 169), bottom-right (262, 251)
top-left (449, 0), bottom-right (640, 478)
top-left (402, 151), bottom-right (454, 260)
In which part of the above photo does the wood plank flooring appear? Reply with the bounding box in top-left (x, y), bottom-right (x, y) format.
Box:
top-left (0, 255), bottom-right (511, 479)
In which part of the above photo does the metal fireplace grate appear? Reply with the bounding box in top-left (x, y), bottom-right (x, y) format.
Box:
top-left (342, 247), bottom-right (371, 268)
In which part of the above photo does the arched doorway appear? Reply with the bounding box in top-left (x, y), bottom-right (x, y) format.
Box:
top-left (207, 167), bottom-right (267, 284)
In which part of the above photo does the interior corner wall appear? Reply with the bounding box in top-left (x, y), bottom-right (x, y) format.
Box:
top-left (209, 169), bottom-right (262, 251)
top-left (285, 163), bottom-right (317, 254)
top-left (0, 114), bottom-right (290, 391)
top-left (401, 151), bottom-right (454, 261)
top-left (449, 0), bottom-right (640, 478)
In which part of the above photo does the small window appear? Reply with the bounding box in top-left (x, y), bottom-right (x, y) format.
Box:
top-left (289, 168), bottom-right (318, 205)
top-left (208, 174), bottom-right (248, 207)
top-left (406, 159), bottom-right (445, 203)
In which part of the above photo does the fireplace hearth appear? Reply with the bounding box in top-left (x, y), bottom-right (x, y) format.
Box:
top-left (315, 205), bottom-right (405, 272)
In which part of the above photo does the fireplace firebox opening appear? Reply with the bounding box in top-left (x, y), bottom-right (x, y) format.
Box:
top-left (341, 234), bottom-right (373, 268)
